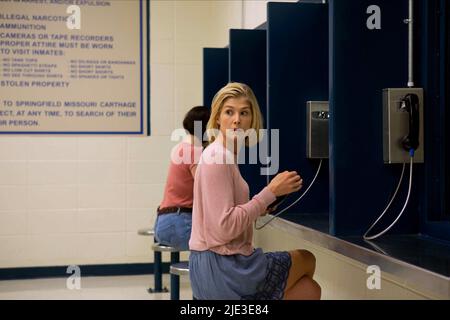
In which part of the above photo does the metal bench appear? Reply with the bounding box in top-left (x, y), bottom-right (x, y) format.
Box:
top-left (137, 228), bottom-right (154, 237)
top-left (169, 261), bottom-right (189, 300)
top-left (137, 228), bottom-right (169, 293)
top-left (152, 243), bottom-right (184, 299)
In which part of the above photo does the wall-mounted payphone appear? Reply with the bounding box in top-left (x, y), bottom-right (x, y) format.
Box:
top-left (364, 0), bottom-right (425, 241)
top-left (306, 101), bottom-right (329, 159)
top-left (383, 88), bottom-right (424, 163)
top-left (364, 88), bottom-right (424, 240)
top-left (256, 100), bottom-right (329, 230)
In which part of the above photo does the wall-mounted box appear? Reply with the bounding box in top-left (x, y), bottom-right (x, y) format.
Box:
top-left (306, 101), bottom-right (329, 159)
top-left (383, 88), bottom-right (424, 164)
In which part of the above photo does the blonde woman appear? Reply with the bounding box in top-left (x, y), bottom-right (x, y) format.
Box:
top-left (189, 83), bottom-right (321, 300)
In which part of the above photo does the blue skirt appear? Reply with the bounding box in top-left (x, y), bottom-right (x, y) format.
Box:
top-left (189, 248), bottom-right (291, 300)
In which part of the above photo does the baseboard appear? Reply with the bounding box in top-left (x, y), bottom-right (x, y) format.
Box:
top-left (0, 262), bottom-right (171, 281)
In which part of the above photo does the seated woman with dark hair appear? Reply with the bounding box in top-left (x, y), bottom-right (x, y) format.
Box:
top-left (154, 106), bottom-right (210, 251)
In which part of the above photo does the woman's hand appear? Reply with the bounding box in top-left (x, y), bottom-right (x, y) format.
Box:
top-left (267, 171), bottom-right (303, 197)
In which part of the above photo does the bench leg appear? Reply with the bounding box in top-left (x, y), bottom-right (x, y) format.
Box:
top-left (170, 252), bottom-right (180, 300)
top-left (148, 251), bottom-right (168, 293)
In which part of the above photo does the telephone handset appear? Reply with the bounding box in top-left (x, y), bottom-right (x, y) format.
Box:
top-left (400, 93), bottom-right (420, 151)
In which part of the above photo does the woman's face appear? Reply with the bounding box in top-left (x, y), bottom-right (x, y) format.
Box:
top-left (216, 96), bottom-right (253, 145)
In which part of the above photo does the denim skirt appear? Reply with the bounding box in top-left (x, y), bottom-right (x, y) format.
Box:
top-left (189, 248), bottom-right (291, 300)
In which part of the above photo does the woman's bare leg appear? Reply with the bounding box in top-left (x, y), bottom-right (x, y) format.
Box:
top-left (285, 249), bottom-right (316, 291)
top-left (282, 250), bottom-right (321, 300)
top-left (284, 276), bottom-right (321, 300)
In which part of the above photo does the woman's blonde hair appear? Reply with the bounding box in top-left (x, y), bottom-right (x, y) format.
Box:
top-left (206, 82), bottom-right (263, 145)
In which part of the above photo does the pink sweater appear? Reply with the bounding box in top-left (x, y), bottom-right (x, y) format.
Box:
top-left (189, 140), bottom-right (276, 256)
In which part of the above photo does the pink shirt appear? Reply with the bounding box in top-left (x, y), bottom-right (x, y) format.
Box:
top-left (189, 140), bottom-right (276, 256)
top-left (159, 142), bottom-right (203, 209)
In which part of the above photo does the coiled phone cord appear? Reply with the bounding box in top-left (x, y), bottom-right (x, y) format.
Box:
top-left (363, 150), bottom-right (414, 240)
top-left (255, 159), bottom-right (323, 230)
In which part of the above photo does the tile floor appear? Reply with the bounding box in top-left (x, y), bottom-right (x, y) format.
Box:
top-left (0, 274), bottom-right (193, 300)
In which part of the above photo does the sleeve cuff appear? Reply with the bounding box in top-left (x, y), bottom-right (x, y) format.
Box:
top-left (254, 186), bottom-right (277, 209)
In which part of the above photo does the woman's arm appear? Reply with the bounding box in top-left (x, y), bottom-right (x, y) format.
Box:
top-left (199, 162), bottom-right (276, 244)
top-left (189, 164), bottom-right (197, 177)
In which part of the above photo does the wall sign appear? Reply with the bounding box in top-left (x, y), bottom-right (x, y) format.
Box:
top-left (0, 0), bottom-right (148, 134)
